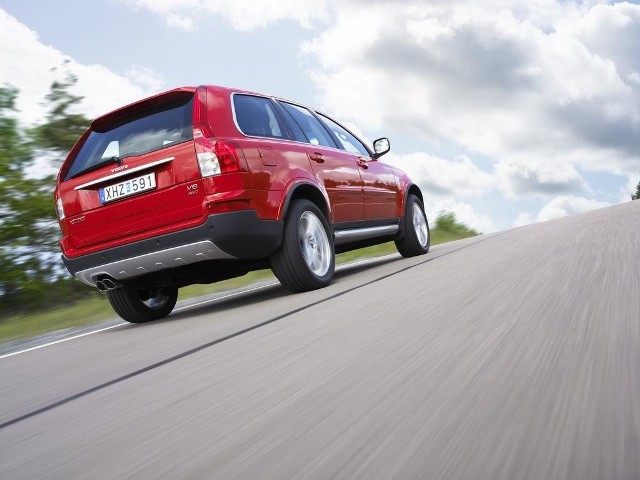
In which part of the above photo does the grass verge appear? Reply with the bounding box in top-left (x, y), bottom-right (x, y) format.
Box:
top-left (0, 228), bottom-right (474, 344)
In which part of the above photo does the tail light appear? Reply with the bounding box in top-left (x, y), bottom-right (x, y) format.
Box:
top-left (55, 194), bottom-right (66, 220)
top-left (194, 126), bottom-right (243, 177)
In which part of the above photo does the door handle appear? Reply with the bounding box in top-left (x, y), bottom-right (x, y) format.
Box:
top-left (309, 152), bottom-right (324, 163)
top-left (357, 159), bottom-right (369, 169)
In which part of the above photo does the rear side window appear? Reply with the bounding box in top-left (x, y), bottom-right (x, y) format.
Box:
top-left (233, 95), bottom-right (286, 139)
top-left (278, 102), bottom-right (336, 148)
top-left (65, 95), bottom-right (194, 180)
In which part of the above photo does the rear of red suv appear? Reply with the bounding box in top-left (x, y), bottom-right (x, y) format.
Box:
top-left (55, 85), bottom-right (430, 323)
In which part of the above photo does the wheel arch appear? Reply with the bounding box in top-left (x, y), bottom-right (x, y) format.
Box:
top-left (395, 187), bottom-right (431, 257)
top-left (407, 184), bottom-right (423, 204)
top-left (280, 181), bottom-right (331, 223)
top-left (396, 184), bottom-right (425, 239)
top-left (403, 183), bottom-right (424, 213)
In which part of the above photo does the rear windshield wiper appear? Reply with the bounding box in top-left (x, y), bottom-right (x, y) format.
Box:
top-left (69, 156), bottom-right (124, 179)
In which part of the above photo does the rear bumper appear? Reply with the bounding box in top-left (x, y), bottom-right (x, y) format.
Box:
top-left (63, 210), bottom-right (283, 286)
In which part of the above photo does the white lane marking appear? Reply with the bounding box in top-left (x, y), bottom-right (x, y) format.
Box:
top-left (0, 282), bottom-right (280, 360)
top-left (0, 255), bottom-right (398, 360)
top-left (0, 324), bottom-right (125, 360)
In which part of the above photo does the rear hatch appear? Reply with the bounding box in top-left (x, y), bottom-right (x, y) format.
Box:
top-left (57, 89), bottom-right (206, 253)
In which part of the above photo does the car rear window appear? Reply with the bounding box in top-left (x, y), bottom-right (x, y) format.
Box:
top-left (65, 95), bottom-right (194, 180)
top-left (233, 94), bottom-right (286, 139)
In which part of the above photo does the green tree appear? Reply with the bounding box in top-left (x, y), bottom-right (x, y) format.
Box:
top-left (632, 181), bottom-right (640, 201)
top-left (435, 212), bottom-right (480, 236)
top-left (0, 85), bottom-right (59, 305)
top-left (1, 75), bottom-right (92, 313)
top-left (31, 70), bottom-right (90, 154)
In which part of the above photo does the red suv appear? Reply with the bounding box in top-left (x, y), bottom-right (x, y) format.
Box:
top-left (54, 86), bottom-right (430, 323)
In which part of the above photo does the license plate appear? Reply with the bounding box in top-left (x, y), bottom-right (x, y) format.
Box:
top-left (99, 173), bottom-right (156, 204)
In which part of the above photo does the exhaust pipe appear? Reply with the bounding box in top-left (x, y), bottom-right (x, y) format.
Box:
top-left (101, 278), bottom-right (120, 290)
top-left (95, 277), bottom-right (122, 291)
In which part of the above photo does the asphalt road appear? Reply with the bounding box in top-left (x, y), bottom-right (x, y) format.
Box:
top-left (1, 201), bottom-right (639, 479)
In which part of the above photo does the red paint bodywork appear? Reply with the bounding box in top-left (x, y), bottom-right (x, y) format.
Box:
top-left (55, 85), bottom-right (414, 260)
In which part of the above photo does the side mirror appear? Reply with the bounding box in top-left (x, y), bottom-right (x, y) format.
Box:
top-left (372, 137), bottom-right (390, 159)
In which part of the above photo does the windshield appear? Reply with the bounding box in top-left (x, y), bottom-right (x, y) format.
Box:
top-left (65, 95), bottom-right (194, 180)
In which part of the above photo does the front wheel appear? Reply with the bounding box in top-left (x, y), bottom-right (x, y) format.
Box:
top-left (270, 199), bottom-right (335, 293)
top-left (395, 194), bottom-right (430, 257)
top-left (107, 286), bottom-right (178, 323)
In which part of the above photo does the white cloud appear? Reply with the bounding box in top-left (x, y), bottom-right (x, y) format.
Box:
top-left (303, 1), bottom-right (640, 187)
top-left (514, 195), bottom-right (610, 226)
top-left (124, 65), bottom-right (167, 94)
top-left (495, 160), bottom-right (588, 198)
top-left (381, 152), bottom-right (498, 232)
top-left (385, 152), bottom-right (496, 197)
top-left (0, 9), bottom-right (162, 125)
top-left (559, 2), bottom-right (640, 81)
top-left (166, 13), bottom-right (194, 31)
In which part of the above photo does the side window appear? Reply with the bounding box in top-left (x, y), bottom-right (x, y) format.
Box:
top-left (275, 104), bottom-right (307, 143)
top-left (278, 102), bottom-right (336, 148)
top-left (318, 114), bottom-right (371, 156)
top-left (233, 94), bottom-right (285, 139)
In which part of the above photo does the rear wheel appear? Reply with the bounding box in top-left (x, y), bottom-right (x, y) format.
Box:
top-left (270, 199), bottom-right (335, 293)
top-left (107, 286), bottom-right (178, 323)
top-left (395, 194), bottom-right (430, 257)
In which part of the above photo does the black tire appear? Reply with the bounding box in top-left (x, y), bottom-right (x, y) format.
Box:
top-left (270, 199), bottom-right (335, 293)
top-left (395, 194), bottom-right (430, 257)
top-left (107, 286), bottom-right (178, 323)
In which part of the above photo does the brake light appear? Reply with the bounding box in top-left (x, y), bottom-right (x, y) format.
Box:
top-left (194, 127), bottom-right (243, 177)
top-left (56, 195), bottom-right (66, 220)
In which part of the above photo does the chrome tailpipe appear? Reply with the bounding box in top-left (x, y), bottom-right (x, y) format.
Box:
top-left (95, 277), bottom-right (122, 291)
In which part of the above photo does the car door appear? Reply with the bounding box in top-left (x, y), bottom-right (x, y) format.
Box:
top-left (277, 101), bottom-right (365, 224)
top-left (316, 113), bottom-right (401, 221)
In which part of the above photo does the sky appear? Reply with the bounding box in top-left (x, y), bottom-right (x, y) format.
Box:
top-left (1, 0), bottom-right (639, 233)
